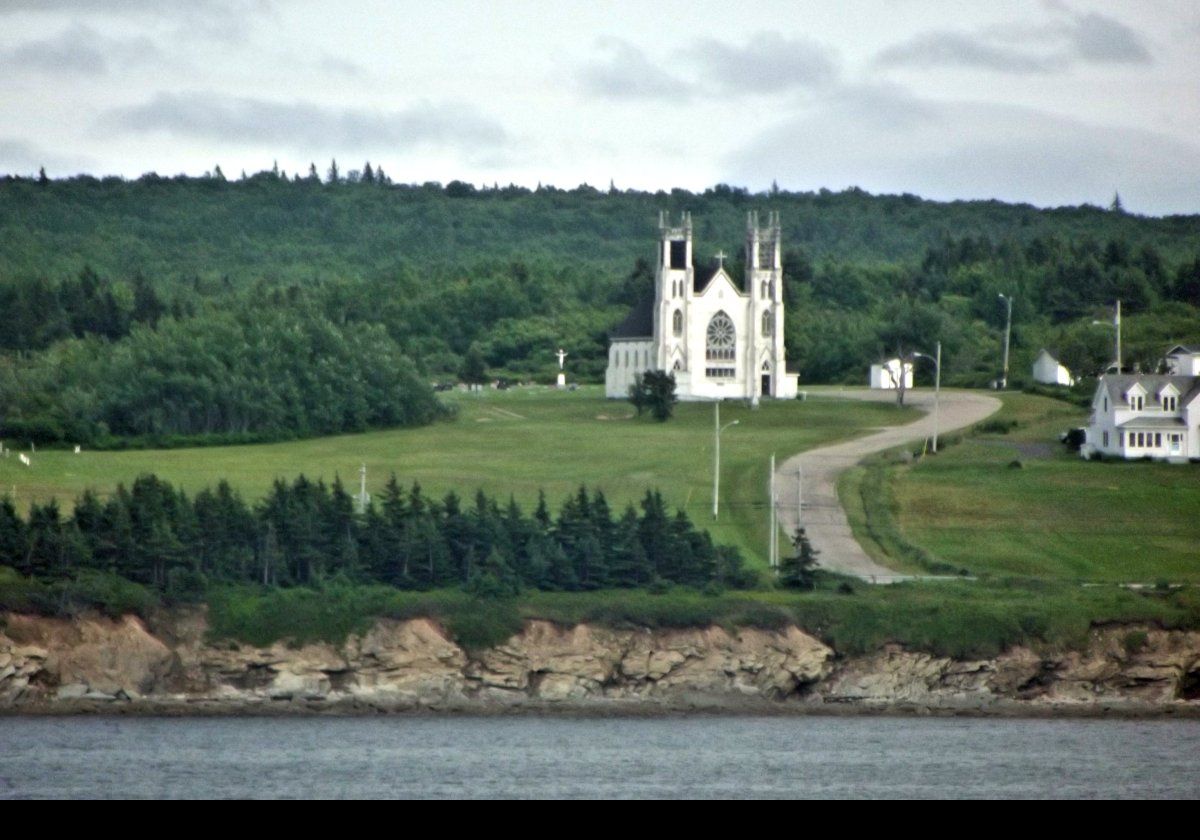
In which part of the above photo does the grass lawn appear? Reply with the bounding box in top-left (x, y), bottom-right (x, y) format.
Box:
top-left (887, 393), bottom-right (1200, 583)
top-left (0, 385), bottom-right (918, 570)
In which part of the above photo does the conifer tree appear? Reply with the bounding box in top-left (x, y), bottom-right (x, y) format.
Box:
top-left (779, 528), bottom-right (819, 590)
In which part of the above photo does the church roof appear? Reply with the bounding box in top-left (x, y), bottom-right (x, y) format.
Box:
top-left (609, 295), bottom-right (654, 339)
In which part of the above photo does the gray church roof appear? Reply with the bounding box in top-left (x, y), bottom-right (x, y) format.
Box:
top-left (610, 295), bottom-right (654, 339)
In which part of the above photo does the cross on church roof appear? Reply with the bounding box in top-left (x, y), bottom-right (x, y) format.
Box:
top-left (715, 250), bottom-right (726, 269)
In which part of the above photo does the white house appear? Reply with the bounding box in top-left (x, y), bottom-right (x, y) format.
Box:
top-left (869, 358), bottom-right (913, 390)
top-left (1166, 345), bottom-right (1200, 375)
top-left (1081, 348), bottom-right (1200, 462)
top-left (1032, 349), bottom-right (1075, 387)
top-left (605, 211), bottom-right (799, 401)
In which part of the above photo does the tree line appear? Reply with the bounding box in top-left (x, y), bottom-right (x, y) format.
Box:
top-left (0, 298), bottom-right (448, 446)
top-left (0, 475), bottom-right (755, 597)
top-left (2, 174), bottom-right (1199, 447)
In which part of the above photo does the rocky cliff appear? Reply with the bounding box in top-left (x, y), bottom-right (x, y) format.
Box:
top-left (2, 611), bottom-right (1198, 715)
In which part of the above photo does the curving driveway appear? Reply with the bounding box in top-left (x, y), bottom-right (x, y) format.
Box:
top-left (775, 389), bottom-right (1001, 583)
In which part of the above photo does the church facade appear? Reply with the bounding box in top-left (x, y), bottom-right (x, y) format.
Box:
top-left (605, 211), bottom-right (799, 401)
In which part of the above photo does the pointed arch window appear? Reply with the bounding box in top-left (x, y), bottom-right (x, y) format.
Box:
top-left (761, 309), bottom-right (772, 337)
top-left (672, 309), bottom-right (683, 337)
top-left (706, 311), bottom-right (736, 362)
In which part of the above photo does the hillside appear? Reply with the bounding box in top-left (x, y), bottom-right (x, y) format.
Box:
top-left (3, 174), bottom-right (1199, 282)
top-left (1, 173), bottom-right (1199, 446)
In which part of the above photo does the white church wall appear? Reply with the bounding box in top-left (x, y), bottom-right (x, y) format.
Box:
top-left (604, 339), bottom-right (655, 398)
top-left (607, 211), bottom-right (797, 401)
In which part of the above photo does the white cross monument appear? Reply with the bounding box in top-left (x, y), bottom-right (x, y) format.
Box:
top-left (556, 348), bottom-right (568, 389)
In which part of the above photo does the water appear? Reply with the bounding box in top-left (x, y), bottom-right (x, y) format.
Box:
top-left (1, 715), bottom-right (1198, 798)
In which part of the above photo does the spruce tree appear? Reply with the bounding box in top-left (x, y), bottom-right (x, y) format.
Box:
top-left (779, 528), bottom-right (819, 590)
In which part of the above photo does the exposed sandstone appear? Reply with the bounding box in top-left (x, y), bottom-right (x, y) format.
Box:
top-left (1, 611), bottom-right (1197, 714)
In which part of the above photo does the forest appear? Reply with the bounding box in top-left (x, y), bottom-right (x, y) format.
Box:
top-left (1, 169), bottom-right (1199, 446)
top-left (0, 474), bottom-right (753, 602)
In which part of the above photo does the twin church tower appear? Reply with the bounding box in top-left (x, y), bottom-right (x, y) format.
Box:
top-left (605, 211), bottom-right (798, 401)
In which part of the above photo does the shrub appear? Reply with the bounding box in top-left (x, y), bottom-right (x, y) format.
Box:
top-left (1122, 630), bottom-right (1149, 655)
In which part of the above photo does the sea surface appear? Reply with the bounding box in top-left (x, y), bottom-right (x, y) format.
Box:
top-left (1, 715), bottom-right (1198, 799)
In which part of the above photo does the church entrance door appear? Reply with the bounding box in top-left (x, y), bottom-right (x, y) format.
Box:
top-left (761, 374), bottom-right (771, 397)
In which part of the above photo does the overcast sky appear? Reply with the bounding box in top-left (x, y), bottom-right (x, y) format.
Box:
top-left (1, 0), bottom-right (1196, 214)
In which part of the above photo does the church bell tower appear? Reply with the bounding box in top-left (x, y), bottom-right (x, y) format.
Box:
top-left (655, 211), bottom-right (692, 371)
top-left (746, 211), bottom-right (783, 397)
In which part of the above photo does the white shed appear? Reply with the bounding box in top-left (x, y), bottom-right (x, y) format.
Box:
top-left (1032, 349), bottom-right (1075, 387)
top-left (869, 358), bottom-right (913, 390)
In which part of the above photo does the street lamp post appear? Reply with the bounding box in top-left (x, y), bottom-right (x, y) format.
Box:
top-left (998, 293), bottom-right (1013, 389)
top-left (712, 401), bottom-right (739, 520)
top-left (1092, 300), bottom-right (1122, 373)
top-left (913, 341), bottom-right (942, 453)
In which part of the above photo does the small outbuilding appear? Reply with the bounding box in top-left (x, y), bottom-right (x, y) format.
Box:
top-left (1032, 349), bottom-right (1075, 387)
top-left (869, 358), bottom-right (913, 390)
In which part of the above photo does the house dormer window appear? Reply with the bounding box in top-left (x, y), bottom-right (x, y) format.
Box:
top-left (1127, 393), bottom-right (1144, 410)
top-left (1163, 395), bottom-right (1178, 411)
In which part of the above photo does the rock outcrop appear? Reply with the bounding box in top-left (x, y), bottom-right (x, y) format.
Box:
top-left (1, 611), bottom-right (1197, 714)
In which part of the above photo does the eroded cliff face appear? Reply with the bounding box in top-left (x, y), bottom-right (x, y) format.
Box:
top-left (2, 611), bottom-right (1198, 714)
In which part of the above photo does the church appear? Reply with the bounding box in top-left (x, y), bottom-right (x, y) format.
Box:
top-left (605, 211), bottom-right (799, 401)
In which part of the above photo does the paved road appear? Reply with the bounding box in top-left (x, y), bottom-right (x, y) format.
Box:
top-left (775, 389), bottom-right (1001, 583)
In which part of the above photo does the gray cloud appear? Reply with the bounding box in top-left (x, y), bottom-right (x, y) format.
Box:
top-left (0, 1), bottom-right (272, 45)
top-left (876, 7), bottom-right (1151, 74)
top-left (576, 38), bottom-right (692, 100)
top-left (725, 88), bottom-right (1199, 215)
top-left (0, 24), bottom-right (163, 76)
top-left (877, 31), bottom-right (1063, 74)
top-left (0, 1), bottom-right (267, 16)
top-left (689, 32), bottom-right (839, 93)
top-left (100, 92), bottom-right (510, 157)
top-left (1068, 11), bottom-right (1152, 63)
top-left (0, 138), bottom-right (96, 175)
top-left (578, 32), bottom-right (837, 101)
top-left (317, 55), bottom-right (363, 78)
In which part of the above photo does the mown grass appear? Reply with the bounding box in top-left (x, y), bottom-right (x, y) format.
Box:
top-left (849, 392), bottom-right (1200, 582)
top-left (0, 386), bottom-right (918, 570)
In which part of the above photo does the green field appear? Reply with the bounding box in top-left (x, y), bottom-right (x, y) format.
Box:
top-left (878, 393), bottom-right (1200, 583)
top-left (0, 386), bottom-right (917, 569)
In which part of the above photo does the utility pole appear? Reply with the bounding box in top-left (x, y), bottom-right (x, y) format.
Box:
top-left (713, 402), bottom-right (719, 520)
top-left (999, 293), bottom-right (1013, 389)
top-left (712, 401), bottom-right (738, 520)
top-left (1091, 300), bottom-right (1123, 374)
top-left (796, 465), bottom-right (803, 526)
top-left (358, 463), bottom-right (368, 514)
top-left (769, 452), bottom-right (777, 569)
top-left (933, 341), bottom-right (941, 453)
top-left (914, 342), bottom-right (942, 453)
top-left (1115, 299), bottom-right (1122, 373)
